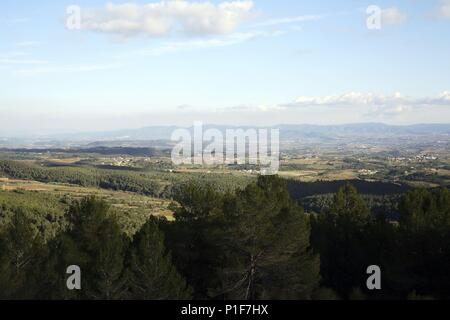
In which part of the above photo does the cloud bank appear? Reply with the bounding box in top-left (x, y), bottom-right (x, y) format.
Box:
top-left (436, 0), bottom-right (450, 18)
top-left (284, 92), bottom-right (450, 109)
top-left (275, 92), bottom-right (449, 119)
top-left (381, 7), bottom-right (407, 25)
top-left (80, 1), bottom-right (255, 37)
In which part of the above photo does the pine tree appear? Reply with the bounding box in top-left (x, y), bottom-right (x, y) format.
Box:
top-left (162, 182), bottom-right (225, 299)
top-left (311, 184), bottom-right (370, 298)
top-left (0, 211), bottom-right (45, 299)
top-left (330, 184), bottom-right (370, 223)
top-left (128, 217), bottom-right (192, 299)
top-left (399, 187), bottom-right (450, 231)
top-left (58, 197), bottom-right (128, 299)
top-left (217, 175), bottom-right (320, 300)
top-left (396, 188), bottom-right (450, 298)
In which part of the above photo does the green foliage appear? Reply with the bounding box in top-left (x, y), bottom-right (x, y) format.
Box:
top-left (0, 163), bottom-right (449, 300)
top-left (311, 287), bottom-right (340, 300)
top-left (0, 196), bottom-right (190, 300)
top-left (349, 287), bottom-right (367, 300)
top-left (0, 160), bottom-right (165, 197)
top-left (128, 217), bottom-right (192, 299)
top-left (0, 160), bottom-right (253, 199)
top-left (172, 181), bottom-right (224, 221)
top-left (407, 290), bottom-right (434, 300)
top-left (164, 176), bottom-right (320, 300)
top-left (162, 183), bottom-right (225, 299)
top-left (312, 185), bottom-right (450, 299)
top-left (399, 187), bottom-right (450, 231)
top-left (311, 184), bottom-right (371, 298)
top-left (0, 211), bottom-right (46, 299)
top-left (67, 197), bottom-right (128, 299)
top-left (217, 176), bottom-right (320, 300)
top-left (0, 191), bottom-right (67, 241)
top-left (329, 184), bottom-right (370, 223)
top-left (394, 188), bottom-right (450, 298)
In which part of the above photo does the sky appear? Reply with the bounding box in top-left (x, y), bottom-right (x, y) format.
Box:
top-left (1, 0), bottom-right (450, 135)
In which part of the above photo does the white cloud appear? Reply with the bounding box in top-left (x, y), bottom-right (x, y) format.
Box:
top-left (218, 104), bottom-right (282, 112)
top-left (0, 58), bottom-right (47, 65)
top-left (423, 91), bottom-right (450, 104)
top-left (252, 14), bottom-right (322, 28)
top-left (215, 92), bottom-right (450, 122)
top-left (284, 92), bottom-right (450, 109)
top-left (4, 51), bottom-right (28, 57)
top-left (0, 18), bottom-right (29, 24)
top-left (284, 92), bottom-right (402, 108)
top-left (0, 51), bottom-right (46, 66)
top-left (436, 0), bottom-right (450, 18)
top-left (381, 7), bottom-right (407, 25)
top-left (133, 29), bottom-right (283, 56)
top-left (16, 41), bottom-right (41, 47)
top-left (81, 1), bottom-right (255, 37)
top-left (14, 64), bottom-right (120, 76)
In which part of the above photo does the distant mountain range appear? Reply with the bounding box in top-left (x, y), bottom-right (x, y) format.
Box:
top-left (1, 123), bottom-right (449, 148)
top-left (43, 123), bottom-right (450, 140)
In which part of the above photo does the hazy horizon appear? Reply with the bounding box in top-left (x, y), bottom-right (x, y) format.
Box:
top-left (2, 1), bottom-right (450, 134)
top-left (2, 121), bottom-right (450, 139)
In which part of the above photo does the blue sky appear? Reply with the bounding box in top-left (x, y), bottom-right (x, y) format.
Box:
top-left (1, 0), bottom-right (450, 134)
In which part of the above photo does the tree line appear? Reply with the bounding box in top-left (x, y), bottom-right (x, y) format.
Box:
top-left (0, 197), bottom-right (191, 299)
top-left (0, 175), bottom-right (449, 299)
top-left (0, 160), bottom-right (252, 199)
